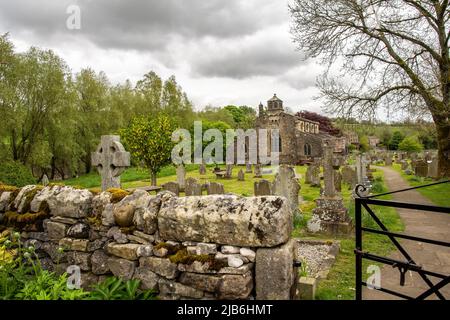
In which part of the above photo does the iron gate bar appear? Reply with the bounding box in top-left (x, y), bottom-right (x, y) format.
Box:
top-left (358, 180), bottom-right (450, 199)
top-left (355, 250), bottom-right (448, 279)
top-left (361, 201), bottom-right (446, 299)
top-left (355, 180), bottom-right (450, 301)
top-left (416, 276), bottom-right (450, 300)
top-left (361, 227), bottom-right (450, 247)
top-left (362, 198), bottom-right (450, 214)
top-left (361, 281), bottom-right (414, 300)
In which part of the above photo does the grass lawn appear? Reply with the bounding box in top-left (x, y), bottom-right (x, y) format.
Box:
top-left (391, 163), bottom-right (450, 207)
top-left (56, 164), bottom-right (403, 300)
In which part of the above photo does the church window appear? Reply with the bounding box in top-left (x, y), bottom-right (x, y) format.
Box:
top-left (304, 144), bottom-right (312, 156)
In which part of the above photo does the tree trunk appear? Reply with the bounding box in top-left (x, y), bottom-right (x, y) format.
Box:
top-left (84, 153), bottom-right (92, 174)
top-left (150, 172), bottom-right (157, 186)
top-left (436, 123), bottom-right (450, 178)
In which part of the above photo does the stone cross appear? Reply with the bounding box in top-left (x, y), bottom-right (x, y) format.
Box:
top-left (322, 140), bottom-right (336, 198)
top-left (91, 135), bottom-right (130, 191)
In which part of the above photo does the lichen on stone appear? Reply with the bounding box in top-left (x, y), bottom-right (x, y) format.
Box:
top-left (169, 248), bottom-right (228, 271)
top-left (106, 188), bottom-right (130, 204)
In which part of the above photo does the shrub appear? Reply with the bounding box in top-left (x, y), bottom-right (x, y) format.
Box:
top-left (0, 161), bottom-right (36, 187)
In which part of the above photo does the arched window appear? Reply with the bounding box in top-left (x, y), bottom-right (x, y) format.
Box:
top-left (304, 144), bottom-right (312, 156)
top-left (305, 123), bottom-right (309, 132)
top-left (279, 136), bottom-right (282, 152)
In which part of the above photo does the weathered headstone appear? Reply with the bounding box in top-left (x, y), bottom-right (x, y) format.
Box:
top-left (199, 164), bottom-right (206, 175)
top-left (310, 165), bottom-right (321, 187)
top-left (206, 182), bottom-right (225, 195)
top-left (400, 160), bottom-right (409, 171)
top-left (41, 174), bottom-right (49, 187)
top-left (225, 164), bottom-right (233, 179)
top-left (162, 182), bottom-right (180, 196)
top-left (91, 135), bottom-right (131, 191)
top-left (385, 154), bottom-right (392, 166)
top-left (307, 140), bottom-right (351, 236)
top-left (254, 180), bottom-right (272, 196)
top-left (305, 165), bottom-right (313, 185)
top-left (342, 166), bottom-right (357, 188)
top-left (415, 160), bottom-right (428, 177)
top-left (427, 158), bottom-right (439, 179)
top-left (246, 163), bottom-right (253, 173)
top-left (237, 169), bottom-right (245, 181)
top-left (176, 165), bottom-right (186, 190)
top-left (185, 178), bottom-right (202, 196)
top-left (254, 164), bottom-right (262, 178)
top-left (272, 165), bottom-right (301, 214)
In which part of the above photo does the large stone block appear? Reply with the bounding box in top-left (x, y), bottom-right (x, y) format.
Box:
top-left (158, 195), bottom-right (292, 247)
top-left (133, 194), bottom-right (162, 235)
top-left (47, 186), bottom-right (93, 218)
top-left (255, 240), bottom-right (296, 300)
top-left (134, 267), bottom-right (160, 291)
top-left (106, 243), bottom-right (141, 260)
top-left (107, 257), bottom-right (137, 280)
top-left (139, 257), bottom-right (179, 279)
top-left (46, 221), bottom-right (68, 240)
top-left (218, 271), bottom-right (253, 300)
top-left (179, 272), bottom-right (221, 293)
top-left (91, 250), bottom-right (110, 275)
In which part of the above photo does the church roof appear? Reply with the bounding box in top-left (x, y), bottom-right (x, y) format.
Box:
top-left (268, 94), bottom-right (283, 102)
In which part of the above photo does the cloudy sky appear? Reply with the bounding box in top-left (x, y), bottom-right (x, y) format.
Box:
top-left (0, 0), bottom-right (323, 112)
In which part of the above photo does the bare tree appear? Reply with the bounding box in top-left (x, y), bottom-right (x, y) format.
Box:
top-left (290, 0), bottom-right (449, 177)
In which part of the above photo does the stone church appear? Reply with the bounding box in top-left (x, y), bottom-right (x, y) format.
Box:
top-left (255, 94), bottom-right (340, 165)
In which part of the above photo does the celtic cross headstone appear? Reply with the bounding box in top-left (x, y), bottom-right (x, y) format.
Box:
top-left (91, 135), bottom-right (131, 191)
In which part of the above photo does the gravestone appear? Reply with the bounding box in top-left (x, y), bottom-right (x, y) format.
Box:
top-left (334, 170), bottom-right (342, 193)
top-left (185, 178), bottom-right (202, 196)
top-left (41, 174), bottom-right (49, 187)
top-left (238, 169), bottom-right (245, 181)
top-left (225, 164), bottom-right (233, 179)
top-left (254, 180), bottom-right (272, 196)
top-left (246, 163), bottom-right (253, 173)
top-left (176, 165), bottom-right (186, 190)
top-left (206, 182), bottom-right (225, 195)
top-left (385, 154), bottom-right (392, 166)
top-left (401, 160), bottom-right (409, 171)
top-left (162, 182), bottom-right (180, 196)
top-left (91, 135), bottom-right (131, 191)
top-left (307, 140), bottom-right (351, 236)
top-left (305, 165), bottom-right (313, 185)
top-left (199, 164), bottom-right (206, 175)
top-left (427, 158), bottom-right (438, 179)
top-left (310, 165), bottom-right (321, 187)
top-left (342, 166), bottom-right (357, 188)
top-left (254, 164), bottom-right (262, 178)
top-left (272, 165), bottom-right (302, 214)
top-left (415, 160), bottom-right (428, 177)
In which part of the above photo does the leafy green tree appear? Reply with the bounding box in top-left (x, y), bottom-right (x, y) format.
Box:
top-left (359, 135), bottom-right (370, 152)
top-left (75, 68), bottom-right (110, 173)
top-left (398, 136), bottom-right (423, 153)
top-left (389, 131), bottom-right (405, 150)
top-left (121, 115), bottom-right (176, 186)
top-left (224, 105), bottom-right (256, 129)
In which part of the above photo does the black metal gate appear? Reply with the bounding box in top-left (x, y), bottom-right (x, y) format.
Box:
top-left (354, 180), bottom-right (450, 300)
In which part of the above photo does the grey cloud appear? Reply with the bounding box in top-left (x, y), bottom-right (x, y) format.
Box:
top-left (0, 0), bottom-right (286, 51)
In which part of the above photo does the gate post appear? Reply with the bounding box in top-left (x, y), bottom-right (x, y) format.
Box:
top-left (355, 197), bottom-right (362, 300)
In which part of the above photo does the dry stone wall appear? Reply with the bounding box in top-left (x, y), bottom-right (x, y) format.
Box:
top-left (0, 185), bottom-right (296, 300)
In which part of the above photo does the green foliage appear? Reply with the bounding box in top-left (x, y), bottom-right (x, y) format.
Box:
top-left (121, 115), bottom-right (176, 185)
top-left (223, 105), bottom-right (256, 129)
top-left (389, 131), bottom-right (405, 150)
top-left (359, 135), bottom-right (370, 152)
top-left (398, 136), bottom-right (423, 153)
top-left (88, 277), bottom-right (157, 300)
top-left (0, 161), bottom-right (36, 187)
